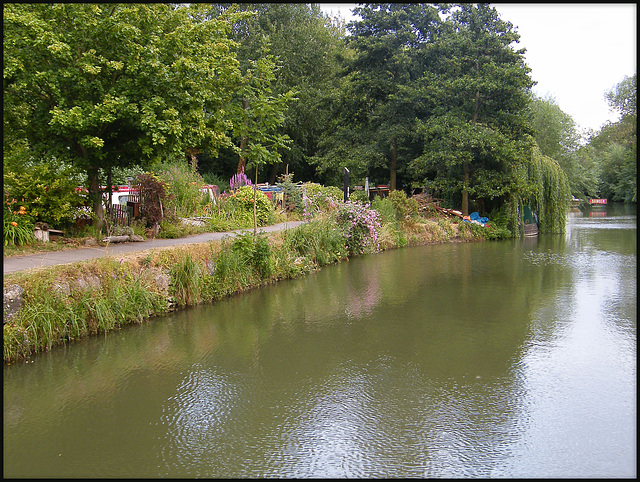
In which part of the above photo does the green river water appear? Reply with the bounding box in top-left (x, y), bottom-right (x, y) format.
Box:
top-left (3, 204), bottom-right (636, 478)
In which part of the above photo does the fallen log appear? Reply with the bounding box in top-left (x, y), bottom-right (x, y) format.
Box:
top-left (429, 204), bottom-right (464, 218)
top-left (101, 235), bottom-right (130, 243)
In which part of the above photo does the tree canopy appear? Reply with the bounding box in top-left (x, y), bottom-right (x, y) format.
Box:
top-left (5, 3), bottom-right (630, 238)
top-left (314, 3), bottom-right (444, 190)
top-left (204, 3), bottom-right (345, 184)
top-left (4, 3), bottom-right (244, 229)
top-left (409, 3), bottom-right (535, 215)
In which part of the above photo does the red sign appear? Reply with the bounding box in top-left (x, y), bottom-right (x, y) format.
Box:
top-left (590, 198), bottom-right (607, 205)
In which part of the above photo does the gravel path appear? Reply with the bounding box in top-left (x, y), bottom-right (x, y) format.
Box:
top-left (3, 221), bottom-right (306, 275)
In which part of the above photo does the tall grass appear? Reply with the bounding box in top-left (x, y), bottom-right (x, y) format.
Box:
top-left (281, 217), bottom-right (347, 268)
top-left (3, 259), bottom-right (168, 362)
top-left (170, 254), bottom-right (203, 307)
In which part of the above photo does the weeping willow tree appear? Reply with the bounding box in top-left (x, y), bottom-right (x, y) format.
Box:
top-left (508, 144), bottom-right (570, 236)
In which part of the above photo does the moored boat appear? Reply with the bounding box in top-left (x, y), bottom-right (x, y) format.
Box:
top-left (523, 205), bottom-right (538, 237)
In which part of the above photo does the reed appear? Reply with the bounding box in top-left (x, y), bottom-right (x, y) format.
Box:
top-left (170, 254), bottom-right (203, 307)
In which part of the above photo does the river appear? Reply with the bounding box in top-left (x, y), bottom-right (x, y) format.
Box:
top-left (3, 204), bottom-right (636, 478)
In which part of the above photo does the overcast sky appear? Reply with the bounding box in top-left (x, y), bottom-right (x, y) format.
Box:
top-left (319, 3), bottom-right (637, 135)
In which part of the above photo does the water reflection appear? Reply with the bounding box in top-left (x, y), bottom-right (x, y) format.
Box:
top-left (503, 206), bottom-right (636, 477)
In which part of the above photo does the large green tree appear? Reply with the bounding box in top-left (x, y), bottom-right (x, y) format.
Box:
top-left (530, 94), bottom-right (581, 163)
top-left (315, 3), bottom-right (444, 190)
top-left (587, 73), bottom-right (636, 202)
top-left (4, 3), bottom-right (243, 231)
top-left (205, 3), bottom-right (344, 184)
top-left (529, 94), bottom-right (598, 199)
top-left (411, 3), bottom-right (535, 215)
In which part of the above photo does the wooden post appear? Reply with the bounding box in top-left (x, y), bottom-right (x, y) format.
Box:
top-left (343, 167), bottom-right (350, 202)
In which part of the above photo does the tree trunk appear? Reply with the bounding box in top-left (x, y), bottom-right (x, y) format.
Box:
top-left (253, 164), bottom-right (258, 237)
top-left (88, 166), bottom-right (105, 233)
top-left (106, 166), bottom-right (112, 210)
top-left (390, 137), bottom-right (397, 191)
top-left (268, 161), bottom-right (280, 185)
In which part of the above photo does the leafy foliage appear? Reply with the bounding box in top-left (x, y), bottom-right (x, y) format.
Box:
top-left (232, 231), bottom-right (273, 279)
top-left (276, 173), bottom-right (303, 213)
top-left (207, 3), bottom-right (347, 184)
top-left (413, 4), bottom-right (534, 214)
top-left (388, 190), bottom-right (419, 223)
top-left (299, 181), bottom-right (343, 218)
top-left (3, 161), bottom-right (85, 228)
top-left (227, 185), bottom-right (275, 227)
top-left (316, 3), bottom-right (444, 190)
top-left (589, 73), bottom-right (637, 202)
top-left (156, 163), bottom-right (205, 219)
top-left (509, 145), bottom-right (571, 235)
top-left (3, 3), bottom-right (244, 228)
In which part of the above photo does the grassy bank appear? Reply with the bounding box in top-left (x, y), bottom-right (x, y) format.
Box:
top-left (3, 201), bottom-right (496, 364)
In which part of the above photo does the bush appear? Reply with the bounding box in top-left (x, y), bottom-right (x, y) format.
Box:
top-left (371, 197), bottom-right (397, 224)
top-left (302, 182), bottom-right (343, 216)
top-left (282, 217), bottom-right (347, 267)
top-left (388, 190), bottom-right (419, 222)
top-left (156, 163), bottom-right (205, 218)
top-left (333, 200), bottom-right (382, 256)
top-left (232, 232), bottom-right (273, 278)
top-left (170, 255), bottom-right (203, 307)
top-left (3, 161), bottom-right (85, 228)
top-left (349, 190), bottom-right (370, 204)
top-left (227, 185), bottom-right (275, 227)
top-left (134, 173), bottom-right (171, 231)
top-left (276, 173), bottom-right (303, 213)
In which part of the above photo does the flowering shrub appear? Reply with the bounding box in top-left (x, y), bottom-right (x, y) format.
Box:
top-left (227, 185), bottom-right (274, 227)
top-left (3, 162), bottom-right (85, 227)
top-left (230, 167), bottom-right (252, 191)
top-left (4, 197), bottom-right (35, 246)
top-left (333, 200), bottom-right (381, 256)
top-left (303, 183), bottom-right (343, 216)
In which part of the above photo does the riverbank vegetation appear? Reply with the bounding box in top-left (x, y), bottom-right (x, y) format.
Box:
top-left (3, 4), bottom-right (635, 360)
top-left (4, 191), bottom-right (495, 364)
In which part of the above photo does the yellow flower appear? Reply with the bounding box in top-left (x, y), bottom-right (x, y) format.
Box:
top-left (11, 221), bottom-right (17, 227)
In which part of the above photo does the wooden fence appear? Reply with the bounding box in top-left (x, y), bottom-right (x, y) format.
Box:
top-left (106, 202), bottom-right (143, 227)
top-left (106, 204), bottom-right (130, 226)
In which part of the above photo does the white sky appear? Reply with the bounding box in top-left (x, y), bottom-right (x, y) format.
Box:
top-left (319, 3), bottom-right (637, 135)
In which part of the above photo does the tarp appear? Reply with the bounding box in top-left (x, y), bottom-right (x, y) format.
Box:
top-left (463, 211), bottom-right (489, 227)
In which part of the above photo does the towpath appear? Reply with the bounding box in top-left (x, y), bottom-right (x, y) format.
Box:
top-left (3, 221), bottom-right (305, 275)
